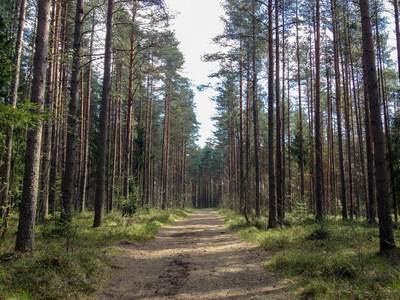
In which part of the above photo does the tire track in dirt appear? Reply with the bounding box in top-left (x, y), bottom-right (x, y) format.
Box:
top-left (86, 209), bottom-right (294, 299)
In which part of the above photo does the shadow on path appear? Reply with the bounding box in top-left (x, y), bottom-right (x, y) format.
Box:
top-left (86, 209), bottom-right (294, 300)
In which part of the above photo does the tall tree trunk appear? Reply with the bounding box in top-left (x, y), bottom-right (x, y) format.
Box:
top-left (267, 0), bottom-right (276, 227)
top-left (315, 0), bottom-right (323, 221)
top-left (15, 0), bottom-right (52, 251)
top-left (331, 0), bottom-right (347, 219)
top-left (296, 0), bottom-right (305, 203)
top-left (252, 0), bottom-right (261, 218)
top-left (61, 0), bottom-right (84, 223)
top-left (276, 0), bottom-right (283, 225)
top-left (281, 0), bottom-right (286, 219)
top-left (94, 0), bottom-right (114, 228)
top-left (363, 54), bottom-right (376, 223)
top-left (161, 78), bottom-right (171, 210)
top-left (374, 11), bottom-right (398, 222)
top-left (38, 0), bottom-right (59, 221)
top-left (339, 34), bottom-right (354, 219)
top-left (245, 47), bottom-right (252, 216)
top-left (393, 0), bottom-right (400, 85)
top-left (239, 36), bottom-right (245, 216)
top-left (359, 0), bottom-right (395, 251)
top-left (79, 16), bottom-right (94, 213)
top-left (123, 1), bottom-right (137, 201)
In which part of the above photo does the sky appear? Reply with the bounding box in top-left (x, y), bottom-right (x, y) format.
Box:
top-left (164, 0), bottom-right (225, 147)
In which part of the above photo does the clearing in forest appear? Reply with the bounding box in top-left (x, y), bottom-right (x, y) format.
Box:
top-left (87, 209), bottom-right (293, 299)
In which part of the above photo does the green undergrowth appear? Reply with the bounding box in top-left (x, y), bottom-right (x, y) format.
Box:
top-left (219, 209), bottom-right (400, 300)
top-left (0, 208), bottom-right (190, 299)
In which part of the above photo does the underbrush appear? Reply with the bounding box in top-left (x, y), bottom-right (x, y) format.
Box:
top-left (0, 208), bottom-right (190, 299)
top-left (219, 209), bottom-right (400, 299)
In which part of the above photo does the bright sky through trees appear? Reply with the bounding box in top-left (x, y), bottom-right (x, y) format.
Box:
top-left (165, 0), bottom-right (225, 147)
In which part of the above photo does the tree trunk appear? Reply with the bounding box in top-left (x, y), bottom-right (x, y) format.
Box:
top-left (61, 0), bottom-right (84, 223)
top-left (15, 0), bottom-right (52, 251)
top-left (296, 0), bottom-right (305, 203)
top-left (267, 0), bottom-right (276, 227)
top-left (359, 0), bottom-right (395, 251)
top-left (252, 0), bottom-right (261, 218)
top-left (94, 0), bottom-right (114, 228)
top-left (331, 0), bottom-right (347, 219)
top-left (161, 77), bottom-right (171, 210)
top-left (276, 0), bottom-right (283, 225)
top-left (79, 16), bottom-right (94, 213)
top-left (123, 1), bottom-right (137, 201)
top-left (239, 35), bottom-right (245, 217)
top-left (393, 0), bottom-right (400, 85)
top-left (315, 0), bottom-right (323, 221)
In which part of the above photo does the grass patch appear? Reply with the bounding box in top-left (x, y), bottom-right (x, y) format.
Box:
top-left (0, 208), bottom-right (190, 299)
top-left (219, 209), bottom-right (400, 299)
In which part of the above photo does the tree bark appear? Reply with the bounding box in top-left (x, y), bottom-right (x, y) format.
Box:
top-left (79, 16), bottom-right (94, 213)
top-left (315, 0), bottom-right (323, 221)
top-left (359, 0), bottom-right (395, 251)
top-left (251, 0), bottom-right (261, 218)
top-left (61, 0), bottom-right (84, 223)
top-left (331, 0), bottom-right (347, 219)
top-left (296, 0), bottom-right (305, 203)
top-left (276, 0), bottom-right (283, 225)
top-left (94, 0), bottom-right (114, 228)
top-left (15, 0), bottom-right (52, 251)
top-left (267, 0), bottom-right (276, 227)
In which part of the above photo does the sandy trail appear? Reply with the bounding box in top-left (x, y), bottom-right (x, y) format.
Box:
top-left (87, 209), bottom-right (293, 299)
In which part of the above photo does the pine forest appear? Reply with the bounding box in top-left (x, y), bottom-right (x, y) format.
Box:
top-left (1, 0), bottom-right (400, 299)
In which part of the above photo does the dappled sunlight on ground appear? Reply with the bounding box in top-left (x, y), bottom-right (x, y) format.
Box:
top-left (85, 210), bottom-right (294, 300)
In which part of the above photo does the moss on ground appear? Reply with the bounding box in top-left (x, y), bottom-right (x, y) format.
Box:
top-left (219, 209), bottom-right (400, 300)
top-left (0, 208), bottom-right (190, 299)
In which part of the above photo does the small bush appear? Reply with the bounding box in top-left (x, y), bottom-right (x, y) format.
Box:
top-left (307, 226), bottom-right (330, 240)
top-left (117, 196), bottom-right (137, 217)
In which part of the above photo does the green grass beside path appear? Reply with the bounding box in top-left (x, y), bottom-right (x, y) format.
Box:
top-left (219, 209), bottom-right (400, 300)
top-left (0, 208), bottom-right (190, 299)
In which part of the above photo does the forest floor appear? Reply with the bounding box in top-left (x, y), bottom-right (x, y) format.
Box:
top-left (85, 209), bottom-right (294, 300)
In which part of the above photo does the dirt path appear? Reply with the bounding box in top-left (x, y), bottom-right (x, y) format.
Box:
top-left (87, 209), bottom-right (293, 299)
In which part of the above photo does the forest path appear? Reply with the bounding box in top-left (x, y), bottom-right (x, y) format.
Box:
top-left (87, 209), bottom-right (293, 299)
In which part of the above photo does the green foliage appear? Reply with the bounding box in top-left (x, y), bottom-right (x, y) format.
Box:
top-left (0, 209), bottom-right (189, 299)
top-left (0, 100), bottom-right (43, 130)
top-left (116, 181), bottom-right (140, 217)
top-left (117, 196), bottom-right (137, 217)
top-left (220, 209), bottom-right (400, 299)
top-left (0, 14), bottom-right (14, 100)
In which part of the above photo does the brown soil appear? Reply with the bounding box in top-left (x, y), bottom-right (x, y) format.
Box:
top-left (86, 209), bottom-right (294, 299)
